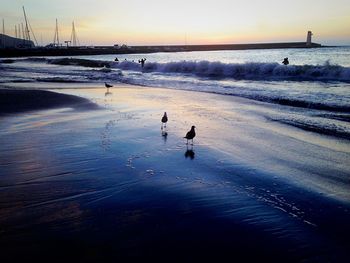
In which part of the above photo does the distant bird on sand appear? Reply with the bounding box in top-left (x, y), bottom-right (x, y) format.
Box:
top-left (161, 112), bottom-right (168, 129)
top-left (184, 126), bottom-right (196, 145)
top-left (105, 82), bottom-right (113, 88)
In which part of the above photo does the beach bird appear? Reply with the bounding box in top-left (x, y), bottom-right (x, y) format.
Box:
top-left (161, 112), bottom-right (168, 129)
top-left (105, 82), bottom-right (113, 88)
top-left (184, 126), bottom-right (196, 145)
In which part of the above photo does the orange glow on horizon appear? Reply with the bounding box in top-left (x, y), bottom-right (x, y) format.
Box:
top-left (1, 0), bottom-right (349, 46)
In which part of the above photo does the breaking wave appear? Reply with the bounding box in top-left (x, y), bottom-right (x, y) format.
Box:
top-left (129, 60), bottom-right (350, 82)
top-left (4, 57), bottom-right (350, 114)
top-left (18, 57), bottom-right (350, 82)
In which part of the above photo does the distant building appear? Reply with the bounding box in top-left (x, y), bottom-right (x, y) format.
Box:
top-left (306, 31), bottom-right (313, 46)
top-left (0, 34), bottom-right (35, 48)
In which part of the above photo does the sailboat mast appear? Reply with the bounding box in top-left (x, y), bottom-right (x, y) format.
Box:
top-left (53, 18), bottom-right (60, 46)
top-left (56, 19), bottom-right (59, 45)
top-left (70, 21), bottom-right (80, 46)
top-left (22, 6), bottom-right (31, 41)
top-left (72, 21), bottom-right (76, 46)
top-left (72, 22), bottom-right (75, 46)
top-left (21, 23), bottom-right (25, 40)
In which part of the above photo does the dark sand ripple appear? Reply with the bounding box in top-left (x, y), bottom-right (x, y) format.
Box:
top-left (0, 88), bottom-right (98, 115)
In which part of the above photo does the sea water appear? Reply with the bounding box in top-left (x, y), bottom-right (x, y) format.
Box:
top-left (1, 47), bottom-right (350, 262)
top-left (1, 47), bottom-right (350, 139)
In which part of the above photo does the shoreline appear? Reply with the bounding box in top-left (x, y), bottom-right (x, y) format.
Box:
top-left (2, 83), bottom-right (349, 199)
top-left (0, 84), bottom-right (349, 262)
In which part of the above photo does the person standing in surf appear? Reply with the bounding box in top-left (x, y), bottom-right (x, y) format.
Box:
top-left (139, 58), bottom-right (146, 68)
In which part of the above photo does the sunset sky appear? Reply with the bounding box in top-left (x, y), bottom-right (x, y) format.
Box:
top-left (1, 0), bottom-right (349, 46)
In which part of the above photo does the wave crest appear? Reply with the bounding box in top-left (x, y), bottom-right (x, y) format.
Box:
top-left (114, 60), bottom-right (350, 82)
top-left (20, 57), bottom-right (350, 82)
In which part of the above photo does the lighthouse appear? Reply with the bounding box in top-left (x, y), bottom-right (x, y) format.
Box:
top-left (306, 31), bottom-right (313, 46)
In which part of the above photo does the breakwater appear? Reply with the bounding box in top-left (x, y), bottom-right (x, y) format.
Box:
top-left (0, 42), bottom-right (322, 58)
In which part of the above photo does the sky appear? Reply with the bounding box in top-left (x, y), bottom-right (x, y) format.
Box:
top-left (1, 0), bottom-right (349, 46)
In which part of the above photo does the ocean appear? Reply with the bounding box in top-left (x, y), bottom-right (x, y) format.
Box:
top-left (1, 47), bottom-right (350, 139)
top-left (1, 47), bottom-right (350, 262)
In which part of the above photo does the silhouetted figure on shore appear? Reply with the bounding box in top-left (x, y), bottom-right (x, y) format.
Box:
top-left (139, 58), bottom-right (146, 68)
top-left (282, 57), bottom-right (289, 65)
top-left (161, 112), bottom-right (168, 130)
top-left (184, 126), bottom-right (196, 145)
top-left (114, 57), bottom-right (119, 62)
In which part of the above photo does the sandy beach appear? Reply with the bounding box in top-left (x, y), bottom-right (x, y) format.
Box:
top-left (0, 84), bottom-right (350, 262)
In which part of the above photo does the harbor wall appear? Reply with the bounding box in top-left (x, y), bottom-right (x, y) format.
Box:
top-left (0, 42), bottom-right (322, 58)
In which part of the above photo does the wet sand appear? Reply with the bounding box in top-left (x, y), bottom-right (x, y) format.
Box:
top-left (0, 84), bottom-right (349, 262)
top-left (0, 88), bottom-right (98, 115)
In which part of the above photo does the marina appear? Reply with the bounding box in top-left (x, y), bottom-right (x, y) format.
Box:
top-left (0, 7), bottom-right (323, 58)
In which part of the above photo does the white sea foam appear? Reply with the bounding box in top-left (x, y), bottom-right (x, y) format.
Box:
top-left (110, 60), bottom-right (350, 82)
top-left (2, 49), bottom-right (350, 136)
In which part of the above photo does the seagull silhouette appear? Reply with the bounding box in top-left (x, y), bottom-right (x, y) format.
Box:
top-left (105, 82), bottom-right (113, 88)
top-left (161, 112), bottom-right (168, 129)
top-left (184, 126), bottom-right (196, 145)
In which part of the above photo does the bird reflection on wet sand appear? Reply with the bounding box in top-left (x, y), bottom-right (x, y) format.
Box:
top-left (161, 130), bottom-right (168, 142)
top-left (185, 145), bottom-right (195, 159)
top-left (105, 91), bottom-right (112, 96)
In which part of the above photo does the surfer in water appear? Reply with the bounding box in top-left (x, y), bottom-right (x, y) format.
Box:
top-left (139, 58), bottom-right (146, 68)
top-left (282, 57), bottom-right (289, 65)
